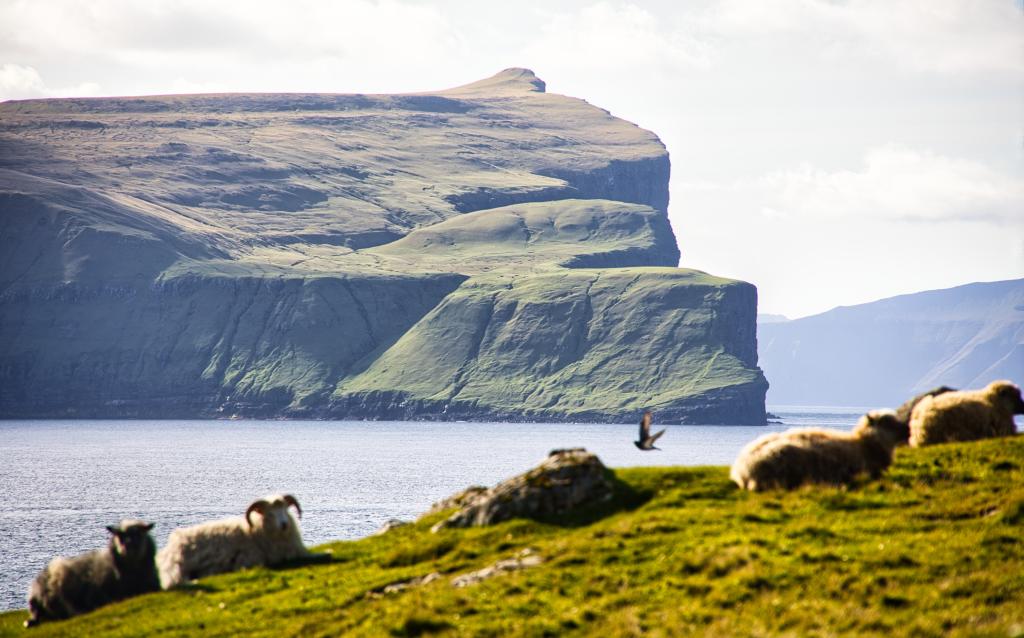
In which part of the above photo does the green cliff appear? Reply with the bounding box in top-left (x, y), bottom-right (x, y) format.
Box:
top-left (0, 69), bottom-right (766, 423)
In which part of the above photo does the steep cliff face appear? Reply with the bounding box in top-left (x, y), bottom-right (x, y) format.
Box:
top-left (0, 272), bottom-right (467, 416)
top-left (0, 69), bottom-right (767, 423)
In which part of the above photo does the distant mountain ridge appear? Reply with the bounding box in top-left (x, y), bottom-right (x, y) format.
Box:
top-left (758, 279), bottom-right (1024, 407)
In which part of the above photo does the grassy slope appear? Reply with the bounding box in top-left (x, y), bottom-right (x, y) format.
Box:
top-left (335, 267), bottom-right (762, 416)
top-left (4, 437), bottom-right (1022, 637)
top-left (0, 69), bottom-right (668, 254)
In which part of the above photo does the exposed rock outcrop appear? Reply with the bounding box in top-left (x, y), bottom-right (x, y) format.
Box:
top-left (422, 487), bottom-right (490, 519)
top-left (368, 548), bottom-right (543, 595)
top-left (430, 448), bottom-right (613, 531)
top-left (450, 549), bottom-right (543, 588)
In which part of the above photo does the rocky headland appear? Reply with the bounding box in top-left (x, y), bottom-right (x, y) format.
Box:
top-left (0, 69), bottom-right (767, 423)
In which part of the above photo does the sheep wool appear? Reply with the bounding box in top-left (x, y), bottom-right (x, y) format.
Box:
top-left (25, 520), bottom-right (159, 627)
top-left (730, 410), bottom-right (907, 491)
top-left (894, 386), bottom-right (956, 426)
top-left (157, 494), bottom-right (310, 589)
top-left (908, 380), bottom-right (1024, 447)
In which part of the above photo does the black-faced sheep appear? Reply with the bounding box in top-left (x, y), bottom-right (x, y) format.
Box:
top-left (894, 386), bottom-right (956, 426)
top-left (909, 380), bottom-right (1024, 447)
top-left (25, 519), bottom-right (159, 627)
top-left (730, 410), bottom-right (908, 491)
top-left (157, 494), bottom-right (323, 588)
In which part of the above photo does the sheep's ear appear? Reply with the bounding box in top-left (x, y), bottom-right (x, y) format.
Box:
top-left (106, 525), bottom-right (121, 535)
top-left (142, 523), bottom-right (154, 532)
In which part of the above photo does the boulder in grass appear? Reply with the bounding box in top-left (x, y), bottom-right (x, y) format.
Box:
top-left (421, 486), bottom-right (490, 519)
top-left (430, 448), bottom-right (613, 531)
top-left (450, 549), bottom-right (543, 587)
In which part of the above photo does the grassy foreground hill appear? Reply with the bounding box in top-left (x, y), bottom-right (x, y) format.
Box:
top-left (4, 437), bottom-right (1022, 637)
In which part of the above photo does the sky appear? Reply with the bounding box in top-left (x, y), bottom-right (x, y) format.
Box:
top-left (1, 0), bottom-right (1021, 318)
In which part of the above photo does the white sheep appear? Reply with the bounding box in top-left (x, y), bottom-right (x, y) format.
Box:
top-left (909, 380), bottom-right (1024, 447)
top-left (157, 494), bottom-right (323, 588)
top-left (730, 410), bottom-right (908, 491)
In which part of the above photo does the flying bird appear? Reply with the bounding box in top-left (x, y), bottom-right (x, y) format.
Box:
top-left (634, 410), bottom-right (665, 451)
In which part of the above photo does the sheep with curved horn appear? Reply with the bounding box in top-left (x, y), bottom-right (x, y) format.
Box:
top-left (157, 494), bottom-right (327, 588)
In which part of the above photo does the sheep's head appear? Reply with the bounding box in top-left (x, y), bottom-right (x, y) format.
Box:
top-left (986, 380), bottom-right (1024, 414)
top-left (106, 519), bottom-right (156, 562)
top-left (245, 494), bottom-right (302, 536)
top-left (855, 409), bottom-right (909, 447)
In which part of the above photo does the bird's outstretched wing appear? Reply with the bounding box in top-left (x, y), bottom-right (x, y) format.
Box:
top-left (649, 428), bottom-right (666, 444)
top-left (638, 411), bottom-right (652, 440)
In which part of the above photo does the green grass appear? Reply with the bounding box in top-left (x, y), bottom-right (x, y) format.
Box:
top-left (5, 437), bottom-right (1023, 637)
top-left (332, 266), bottom-right (761, 419)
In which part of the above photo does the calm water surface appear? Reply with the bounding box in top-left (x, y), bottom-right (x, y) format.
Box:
top-left (0, 407), bottom-right (865, 611)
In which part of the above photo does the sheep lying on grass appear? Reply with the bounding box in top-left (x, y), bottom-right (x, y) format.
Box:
top-left (730, 410), bottom-right (908, 491)
top-left (894, 386), bottom-right (956, 426)
top-left (25, 519), bottom-right (159, 628)
top-left (157, 494), bottom-right (327, 588)
top-left (909, 380), bottom-right (1024, 447)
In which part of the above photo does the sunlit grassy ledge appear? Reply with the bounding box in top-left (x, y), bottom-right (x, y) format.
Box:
top-left (4, 437), bottom-right (1023, 637)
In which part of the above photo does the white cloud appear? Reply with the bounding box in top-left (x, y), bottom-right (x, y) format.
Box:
top-left (0, 63), bottom-right (45, 99)
top-left (703, 0), bottom-right (1024, 74)
top-left (523, 2), bottom-right (711, 73)
top-left (679, 146), bottom-right (1024, 227)
top-left (674, 154), bottom-right (1024, 317)
top-left (0, 63), bottom-right (100, 100)
top-left (0, 0), bottom-right (466, 94)
top-left (0, 0), bottom-right (456, 57)
top-left (757, 146), bottom-right (1024, 224)
top-left (840, 0), bottom-right (1024, 74)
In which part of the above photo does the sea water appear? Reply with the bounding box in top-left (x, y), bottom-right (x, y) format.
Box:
top-left (0, 407), bottom-right (866, 611)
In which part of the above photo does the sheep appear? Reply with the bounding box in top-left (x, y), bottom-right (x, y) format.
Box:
top-left (908, 380), bottom-right (1024, 447)
top-left (157, 494), bottom-right (323, 588)
top-left (894, 385), bottom-right (956, 426)
top-left (25, 519), bottom-right (159, 628)
top-left (730, 410), bottom-right (908, 491)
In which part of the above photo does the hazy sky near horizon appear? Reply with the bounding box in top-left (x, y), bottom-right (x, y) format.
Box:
top-left (1, 0), bottom-right (1021, 317)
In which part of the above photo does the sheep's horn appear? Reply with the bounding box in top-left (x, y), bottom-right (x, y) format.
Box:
top-left (245, 500), bottom-right (268, 528)
top-left (283, 494), bottom-right (302, 519)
